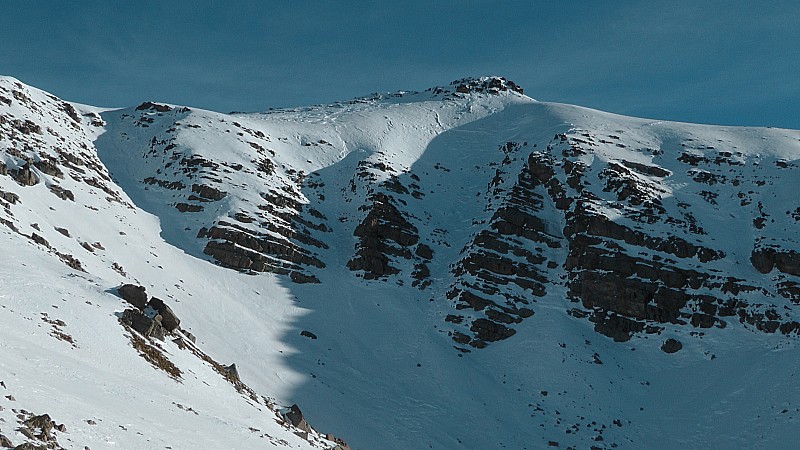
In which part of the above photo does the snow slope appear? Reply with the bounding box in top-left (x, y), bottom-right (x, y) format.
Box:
top-left (0, 77), bottom-right (341, 450)
top-left (1, 75), bottom-right (800, 449)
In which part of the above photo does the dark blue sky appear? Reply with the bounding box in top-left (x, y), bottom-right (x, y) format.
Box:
top-left (2, 1), bottom-right (798, 128)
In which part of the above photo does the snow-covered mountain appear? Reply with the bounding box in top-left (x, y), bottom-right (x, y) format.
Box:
top-left (1, 75), bottom-right (799, 449)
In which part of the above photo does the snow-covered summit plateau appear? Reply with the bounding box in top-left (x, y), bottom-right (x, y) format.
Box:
top-left (1, 75), bottom-right (799, 449)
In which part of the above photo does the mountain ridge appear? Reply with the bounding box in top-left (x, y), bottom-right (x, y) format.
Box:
top-left (1, 74), bottom-right (799, 449)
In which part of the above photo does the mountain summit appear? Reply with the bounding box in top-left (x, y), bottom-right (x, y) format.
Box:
top-left (1, 75), bottom-right (799, 449)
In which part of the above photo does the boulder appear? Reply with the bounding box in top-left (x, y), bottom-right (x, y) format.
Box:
top-left (118, 284), bottom-right (147, 310)
top-left (285, 404), bottom-right (312, 432)
top-left (300, 330), bottom-right (318, 339)
top-left (415, 243), bottom-right (434, 260)
top-left (750, 248), bottom-right (775, 274)
top-left (223, 364), bottom-right (240, 383)
top-left (147, 297), bottom-right (181, 332)
top-left (661, 338), bottom-right (683, 354)
top-left (121, 308), bottom-right (153, 335)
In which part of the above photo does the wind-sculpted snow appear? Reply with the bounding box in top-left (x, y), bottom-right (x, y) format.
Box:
top-left (2, 74), bottom-right (800, 449)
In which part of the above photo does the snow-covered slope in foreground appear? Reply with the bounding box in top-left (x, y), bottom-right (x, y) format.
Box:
top-left (1, 75), bottom-right (800, 449)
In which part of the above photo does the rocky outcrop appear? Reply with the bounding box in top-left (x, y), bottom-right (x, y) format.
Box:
top-left (446, 142), bottom-right (557, 348)
top-left (117, 286), bottom-right (181, 339)
top-left (135, 101), bottom-right (172, 112)
top-left (0, 190), bottom-right (19, 204)
top-left (33, 158), bottom-right (62, 178)
top-left (195, 185), bottom-right (327, 283)
top-left (524, 130), bottom-right (800, 343)
top-left (347, 192), bottom-right (419, 279)
top-left (121, 308), bottom-right (167, 341)
top-left (452, 76), bottom-right (524, 95)
top-left (200, 217), bottom-right (323, 283)
top-left (175, 202), bottom-right (204, 212)
top-left (558, 167), bottom-right (724, 340)
top-left (191, 183), bottom-right (227, 201)
top-left (48, 185), bottom-right (74, 201)
top-left (751, 247), bottom-right (800, 276)
top-left (6, 411), bottom-right (67, 450)
top-left (12, 162), bottom-right (36, 186)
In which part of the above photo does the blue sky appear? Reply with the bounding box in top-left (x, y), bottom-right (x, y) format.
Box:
top-left (2, 1), bottom-right (798, 128)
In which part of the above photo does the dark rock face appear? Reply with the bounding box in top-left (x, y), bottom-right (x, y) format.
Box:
top-left (517, 130), bottom-right (800, 344)
top-left (347, 192), bottom-right (419, 279)
top-left (446, 142), bottom-right (557, 348)
top-left (201, 219), bottom-right (323, 283)
top-left (545, 138), bottom-right (720, 341)
top-left (198, 190), bottom-right (327, 283)
top-left (437, 131), bottom-right (800, 349)
top-left (118, 284), bottom-right (148, 310)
